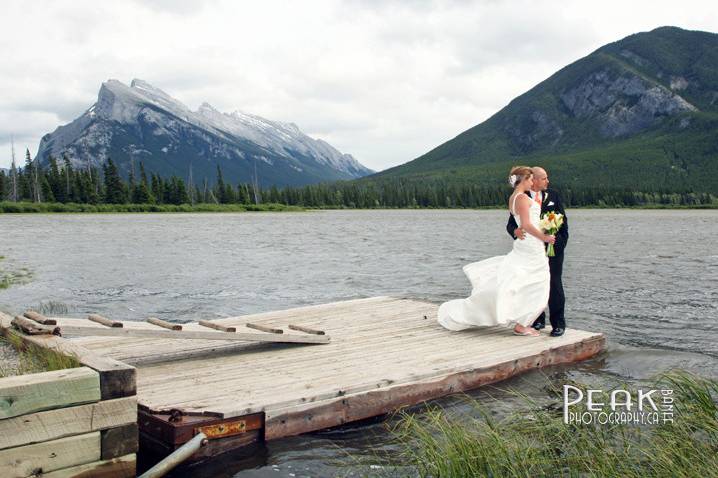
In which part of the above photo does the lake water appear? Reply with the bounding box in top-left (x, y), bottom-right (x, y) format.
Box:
top-left (1, 210), bottom-right (717, 476)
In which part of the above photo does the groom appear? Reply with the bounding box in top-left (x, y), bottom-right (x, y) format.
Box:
top-left (506, 167), bottom-right (569, 337)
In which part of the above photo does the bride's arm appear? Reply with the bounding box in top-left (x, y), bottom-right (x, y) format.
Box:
top-left (516, 195), bottom-right (555, 244)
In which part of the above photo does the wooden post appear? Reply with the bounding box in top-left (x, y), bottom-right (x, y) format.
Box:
top-left (147, 318), bottom-right (182, 331)
top-left (12, 316), bottom-right (59, 335)
top-left (198, 320), bottom-right (236, 332)
top-left (23, 310), bottom-right (57, 325)
top-left (54, 326), bottom-right (330, 344)
top-left (288, 324), bottom-right (325, 335)
top-left (246, 323), bottom-right (283, 334)
top-left (101, 423), bottom-right (138, 460)
top-left (88, 314), bottom-right (123, 328)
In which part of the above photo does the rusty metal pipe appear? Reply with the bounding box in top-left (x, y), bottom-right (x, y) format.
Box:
top-left (138, 432), bottom-right (207, 478)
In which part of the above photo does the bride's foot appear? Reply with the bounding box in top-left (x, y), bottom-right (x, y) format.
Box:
top-left (513, 325), bottom-right (540, 336)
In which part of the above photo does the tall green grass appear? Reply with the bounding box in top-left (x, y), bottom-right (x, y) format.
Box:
top-left (384, 371), bottom-right (718, 477)
top-left (0, 333), bottom-right (80, 378)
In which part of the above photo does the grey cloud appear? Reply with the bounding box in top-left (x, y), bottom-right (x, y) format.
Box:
top-left (0, 0), bottom-right (716, 170)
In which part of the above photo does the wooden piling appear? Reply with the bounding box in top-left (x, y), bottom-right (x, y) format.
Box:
top-left (198, 320), bottom-right (236, 332)
top-left (147, 318), bottom-right (182, 331)
top-left (23, 310), bottom-right (57, 325)
top-left (88, 314), bottom-right (123, 328)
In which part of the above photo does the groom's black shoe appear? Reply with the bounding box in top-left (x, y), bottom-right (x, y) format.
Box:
top-left (550, 327), bottom-right (565, 337)
top-left (532, 321), bottom-right (545, 331)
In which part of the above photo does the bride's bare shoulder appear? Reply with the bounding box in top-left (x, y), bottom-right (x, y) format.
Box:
top-left (514, 193), bottom-right (530, 205)
top-left (509, 193), bottom-right (528, 213)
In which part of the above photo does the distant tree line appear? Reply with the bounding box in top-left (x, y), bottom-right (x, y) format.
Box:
top-left (1, 152), bottom-right (716, 208)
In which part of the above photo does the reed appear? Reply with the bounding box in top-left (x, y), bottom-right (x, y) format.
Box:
top-left (33, 300), bottom-right (70, 315)
top-left (382, 371), bottom-right (718, 477)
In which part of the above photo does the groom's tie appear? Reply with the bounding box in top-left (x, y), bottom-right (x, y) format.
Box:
top-left (534, 192), bottom-right (542, 207)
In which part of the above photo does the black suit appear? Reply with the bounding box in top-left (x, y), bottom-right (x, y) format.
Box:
top-left (506, 188), bottom-right (568, 330)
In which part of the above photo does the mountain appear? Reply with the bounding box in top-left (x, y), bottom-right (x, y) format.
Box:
top-left (373, 27), bottom-right (718, 193)
top-left (35, 79), bottom-right (373, 187)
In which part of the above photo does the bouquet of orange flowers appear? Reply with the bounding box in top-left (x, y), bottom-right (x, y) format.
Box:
top-left (539, 211), bottom-right (564, 257)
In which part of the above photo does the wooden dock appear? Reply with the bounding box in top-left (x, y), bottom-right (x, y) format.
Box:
top-left (8, 297), bottom-right (605, 461)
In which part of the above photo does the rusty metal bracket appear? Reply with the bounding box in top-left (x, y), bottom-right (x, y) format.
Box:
top-left (195, 418), bottom-right (247, 439)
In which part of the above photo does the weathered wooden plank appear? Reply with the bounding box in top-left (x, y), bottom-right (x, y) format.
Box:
top-left (137, 328), bottom-right (505, 386)
top-left (141, 330), bottom-right (603, 416)
top-left (133, 325), bottom-right (509, 390)
top-left (53, 297), bottom-right (410, 364)
top-left (128, 305), bottom-right (441, 371)
top-left (147, 317), bottom-right (182, 331)
top-left (23, 310), bottom-right (57, 325)
top-left (11, 316), bottom-right (59, 335)
top-left (264, 334), bottom-right (607, 439)
top-left (25, 340), bottom-right (132, 401)
top-left (88, 314), bottom-right (123, 328)
top-left (59, 325), bottom-right (330, 344)
top-left (0, 311), bottom-right (14, 330)
top-left (0, 396), bottom-right (137, 450)
top-left (245, 323), bottom-right (283, 334)
top-left (138, 331), bottom-right (601, 416)
top-left (132, 326), bottom-right (509, 392)
top-left (0, 367), bottom-right (100, 419)
top-left (100, 423), bottom-right (138, 460)
top-left (198, 320), bottom-right (236, 332)
top-left (288, 324), bottom-right (325, 335)
top-left (0, 432), bottom-right (100, 478)
top-left (40, 453), bottom-right (135, 478)
top-left (0, 314), bottom-right (136, 400)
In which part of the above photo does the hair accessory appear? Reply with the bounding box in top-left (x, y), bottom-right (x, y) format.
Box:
top-left (508, 174), bottom-right (518, 186)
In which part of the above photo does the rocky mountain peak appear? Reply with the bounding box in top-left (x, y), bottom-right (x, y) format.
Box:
top-left (560, 69), bottom-right (697, 137)
top-left (35, 79), bottom-right (373, 186)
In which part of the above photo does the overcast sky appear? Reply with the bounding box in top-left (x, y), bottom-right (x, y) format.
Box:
top-left (0, 0), bottom-right (716, 171)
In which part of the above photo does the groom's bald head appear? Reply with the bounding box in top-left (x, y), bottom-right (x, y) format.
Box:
top-left (531, 167), bottom-right (549, 191)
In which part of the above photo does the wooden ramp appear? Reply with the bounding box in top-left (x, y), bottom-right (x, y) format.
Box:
top-left (45, 296), bottom-right (605, 450)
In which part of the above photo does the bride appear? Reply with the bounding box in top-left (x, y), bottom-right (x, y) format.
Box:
top-left (438, 166), bottom-right (556, 336)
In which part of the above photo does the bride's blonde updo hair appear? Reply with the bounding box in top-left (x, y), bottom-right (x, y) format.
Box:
top-left (508, 166), bottom-right (532, 188)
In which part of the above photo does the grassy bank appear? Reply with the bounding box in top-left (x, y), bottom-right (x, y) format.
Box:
top-left (0, 333), bottom-right (80, 378)
top-left (2, 201), bottom-right (716, 213)
top-left (384, 371), bottom-right (717, 477)
top-left (0, 201), bottom-right (303, 213)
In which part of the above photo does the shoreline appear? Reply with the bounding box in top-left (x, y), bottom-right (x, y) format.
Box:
top-left (0, 202), bottom-right (304, 214)
top-left (1, 202), bottom-right (716, 214)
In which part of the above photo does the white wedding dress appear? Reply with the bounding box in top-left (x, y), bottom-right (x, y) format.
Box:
top-left (438, 195), bottom-right (550, 330)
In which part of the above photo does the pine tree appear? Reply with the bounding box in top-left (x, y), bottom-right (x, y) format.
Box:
top-left (128, 160), bottom-right (137, 203)
top-left (215, 164), bottom-right (226, 204)
top-left (41, 174), bottom-right (54, 202)
top-left (151, 174), bottom-right (163, 204)
top-left (103, 158), bottom-right (127, 204)
top-left (134, 162), bottom-right (153, 204)
top-left (25, 149), bottom-right (41, 202)
top-left (62, 155), bottom-right (73, 202)
top-left (47, 156), bottom-right (65, 203)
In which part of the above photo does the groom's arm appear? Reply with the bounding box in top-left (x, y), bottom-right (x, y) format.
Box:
top-left (553, 191), bottom-right (569, 251)
top-left (506, 214), bottom-right (520, 239)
